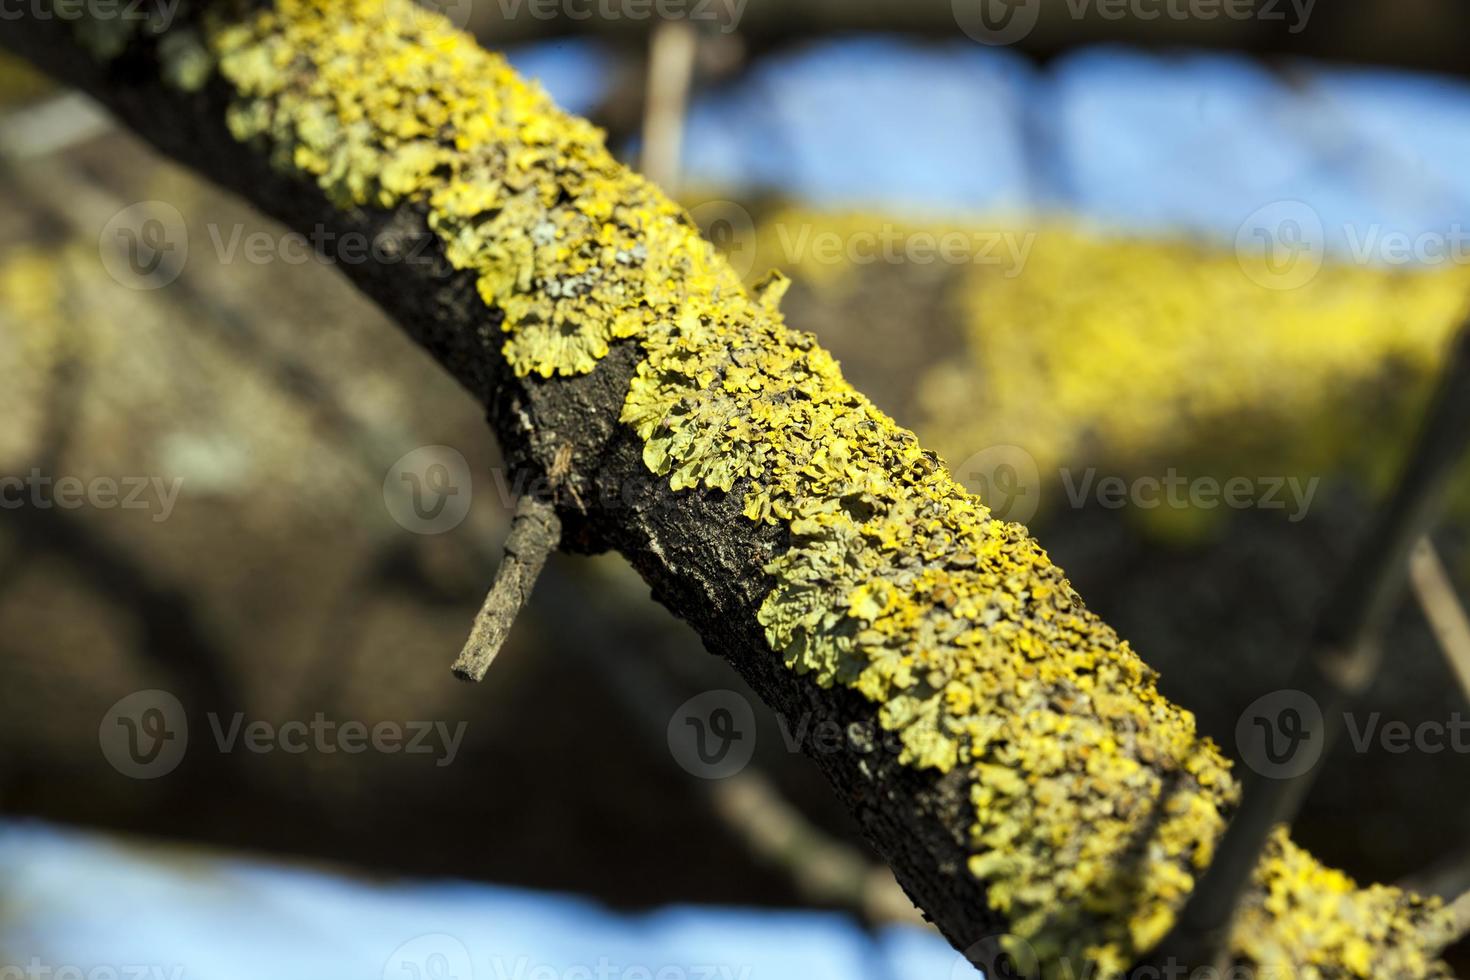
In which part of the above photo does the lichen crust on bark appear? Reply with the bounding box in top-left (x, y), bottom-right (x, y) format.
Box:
top-left (45, 0), bottom-right (1459, 975)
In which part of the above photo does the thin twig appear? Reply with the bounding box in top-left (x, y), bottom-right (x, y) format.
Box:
top-left (1154, 317), bottom-right (1470, 969)
top-left (1409, 537), bottom-right (1470, 701)
top-left (451, 494), bottom-right (560, 682)
top-left (1401, 842), bottom-right (1470, 901)
top-left (1427, 890), bottom-right (1470, 952)
top-left (707, 768), bottom-right (926, 927)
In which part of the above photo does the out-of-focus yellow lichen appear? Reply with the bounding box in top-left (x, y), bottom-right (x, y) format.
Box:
top-left (0, 245), bottom-right (87, 463)
top-left (188, 1), bottom-right (1455, 974)
top-left (922, 222), bottom-right (1470, 489)
top-left (0, 53), bottom-right (52, 106)
top-left (743, 206), bottom-right (1470, 539)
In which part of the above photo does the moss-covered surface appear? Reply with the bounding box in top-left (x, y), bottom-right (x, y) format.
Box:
top-left (62, 0), bottom-right (1460, 974)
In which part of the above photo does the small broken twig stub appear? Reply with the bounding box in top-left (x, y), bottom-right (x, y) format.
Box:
top-left (452, 495), bottom-right (561, 682)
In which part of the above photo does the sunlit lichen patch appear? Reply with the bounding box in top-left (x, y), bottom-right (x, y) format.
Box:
top-left (207, 0), bottom-right (739, 379)
top-left (194, 1), bottom-right (1456, 975)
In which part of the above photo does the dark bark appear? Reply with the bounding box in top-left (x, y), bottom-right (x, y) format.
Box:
top-left (2, 13), bottom-right (1005, 962)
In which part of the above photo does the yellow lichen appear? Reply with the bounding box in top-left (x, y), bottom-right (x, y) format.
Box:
top-left (188, 1), bottom-right (1455, 975)
top-left (909, 217), bottom-right (1470, 528)
top-left (0, 53), bottom-right (52, 106)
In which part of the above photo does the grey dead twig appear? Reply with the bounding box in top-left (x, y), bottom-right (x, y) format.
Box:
top-left (1409, 537), bottom-right (1470, 702)
top-left (451, 494), bottom-right (561, 682)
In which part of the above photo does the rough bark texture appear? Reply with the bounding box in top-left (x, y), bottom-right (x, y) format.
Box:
top-left (1, 4), bottom-right (1001, 957)
top-left (3, 5), bottom-right (1459, 977)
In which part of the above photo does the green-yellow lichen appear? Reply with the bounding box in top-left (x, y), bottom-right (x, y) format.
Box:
top-left (742, 206), bottom-right (1470, 541)
top-left (0, 53), bottom-right (52, 106)
top-left (918, 220), bottom-right (1470, 507)
top-left (178, 1), bottom-right (1456, 974)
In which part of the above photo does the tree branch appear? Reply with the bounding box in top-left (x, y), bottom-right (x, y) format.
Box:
top-left (4, 3), bottom-right (1459, 975)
